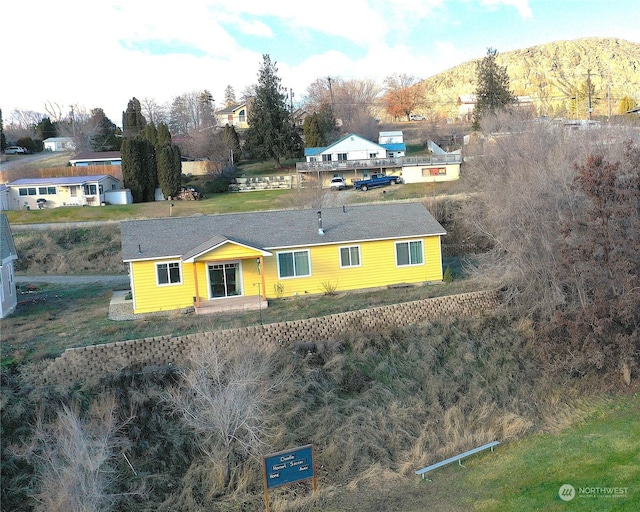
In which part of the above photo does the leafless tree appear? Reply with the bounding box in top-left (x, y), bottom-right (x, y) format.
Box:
top-left (140, 97), bottom-right (169, 126)
top-left (460, 113), bottom-right (597, 317)
top-left (305, 77), bottom-right (381, 138)
top-left (165, 343), bottom-right (286, 492)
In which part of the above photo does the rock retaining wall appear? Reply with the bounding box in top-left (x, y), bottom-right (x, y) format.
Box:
top-left (41, 290), bottom-right (500, 385)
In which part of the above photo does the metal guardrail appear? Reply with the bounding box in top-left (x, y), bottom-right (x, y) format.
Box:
top-left (415, 441), bottom-right (500, 479)
top-left (296, 154), bottom-right (462, 172)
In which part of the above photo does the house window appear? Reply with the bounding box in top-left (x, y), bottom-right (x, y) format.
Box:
top-left (20, 187), bottom-right (37, 196)
top-left (396, 240), bottom-right (424, 266)
top-left (19, 188), bottom-right (28, 196)
top-left (278, 250), bottom-right (311, 278)
top-left (340, 246), bottom-right (361, 267)
top-left (337, 153), bottom-right (348, 161)
top-left (369, 153), bottom-right (377, 159)
top-left (85, 184), bottom-right (98, 195)
top-left (156, 261), bottom-right (182, 285)
top-left (38, 187), bottom-right (47, 194)
top-left (322, 154), bottom-right (332, 162)
top-left (48, 187), bottom-right (56, 194)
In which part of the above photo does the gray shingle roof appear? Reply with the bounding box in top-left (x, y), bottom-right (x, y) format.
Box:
top-left (9, 176), bottom-right (115, 186)
top-left (121, 202), bottom-right (446, 262)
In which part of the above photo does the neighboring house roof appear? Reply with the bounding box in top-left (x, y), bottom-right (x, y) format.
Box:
top-left (9, 175), bottom-right (118, 187)
top-left (380, 143), bottom-right (407, 152)
top-left (43, 137), bottom-right (74, 143)
top-left (379, 131), bottom-right (403, 138)
top-left (305, 133), bottom-right (387, 156)
top-left (216, 102), bottom-right (246, 114)
top-left (70, 151), bottom-right (121, 163)
top-left (122, 203), bottom-right (446, 262)
top-left (304, 147), bottom-right (324, 157)
top-left (1, 214), bottom-right (18, 262)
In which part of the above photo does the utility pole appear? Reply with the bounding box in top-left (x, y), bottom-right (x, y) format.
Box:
top-left (327, 76), bottom-right (335, 114)
top-left (586, 69), bottom-right (593, 121)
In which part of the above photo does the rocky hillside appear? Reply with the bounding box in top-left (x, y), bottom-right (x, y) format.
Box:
top-left (419, 37), bottom-right (640, 120)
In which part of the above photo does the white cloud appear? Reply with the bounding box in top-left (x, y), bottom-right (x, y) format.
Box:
top-left (481, 0), bottom-right (533, 18)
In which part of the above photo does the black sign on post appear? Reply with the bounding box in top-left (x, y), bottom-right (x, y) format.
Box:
top-left (263, 444), bottom-right (316, 511)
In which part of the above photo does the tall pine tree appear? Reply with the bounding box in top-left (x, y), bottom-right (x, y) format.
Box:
top-left (245, 54), bottom-right (302, 168)
top-left (122, 97), bottom-right (147, 137)
top-left (472, 48), bottom-right (516, 130)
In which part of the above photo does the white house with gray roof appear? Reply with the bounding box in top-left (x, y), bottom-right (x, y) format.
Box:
top-left (6, 175), bottom-right (121, 210)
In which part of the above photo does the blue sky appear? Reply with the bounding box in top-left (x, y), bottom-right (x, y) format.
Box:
top-left (2, 0), bottom-right (639, 127)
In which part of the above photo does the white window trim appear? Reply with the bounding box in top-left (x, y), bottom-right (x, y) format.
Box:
top-left (339, 245), bottom-right (362, 268)
top-left (155, 260), bottom-right (183, 286)
top-left (276, 249), bottom-right (311, 279)
top-left (395, 239), bottom-right (425, 267)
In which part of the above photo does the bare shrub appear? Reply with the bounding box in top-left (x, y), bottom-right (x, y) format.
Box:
top-left (459, 116), bottom-right (633, 318)
top-left (22, 397), bottom-right (137, 512)
top-left (165, 342), bottom-right (287, 492)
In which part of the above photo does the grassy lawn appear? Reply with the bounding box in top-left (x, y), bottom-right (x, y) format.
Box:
top-left (1, 276), bottom-right (480, 366)
top-left (4, 189), bottom-right (295, 224)
top-left (429, 395), bottom-right (640, 511)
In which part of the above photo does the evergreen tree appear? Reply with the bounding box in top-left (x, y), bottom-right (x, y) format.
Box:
top-left (157, 122), bottom-right (172, 146)
top-left (157, 143), bottom-right (182, 199)
top-left (472, 48), bottom-right (516, 130)
top-left (122, 97), bottom-right (147, 137)
top-left (198, 90), bottom-right (216, 129)
top-left (303, 105), bottom-right (336, 147)
top-left (222, 124), bottom-right (241, 163)
top-left (35, 117), bottom-right (57, 141)
top-left (121, 137), bottom-right (145, 202)
top-left (87, 109), bottom-right (119, 151)
top-left (224, 85), bottom-right (237, 107)
top-left (141, 122), bottom-right (158, 146)
top-left (121, 137), bottom-right (156, 202)
top-left (155, 122), bottom-right (182, 198)
top-left (245, 54), bottom-right (302, 167)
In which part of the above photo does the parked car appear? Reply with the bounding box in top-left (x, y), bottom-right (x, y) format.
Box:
top-left (353, 173), bottom-right (401, 191)
top-left (409, 114), bottom-right (425, 121)
top-left (4, 146), bottom-right (27, 154)
top-left (330, 177), bottom-right (347, 190)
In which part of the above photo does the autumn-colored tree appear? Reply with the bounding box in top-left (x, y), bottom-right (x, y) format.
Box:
top-left (383, 73), bottom-right (422, 121)
top-left (619, 96), bottom-right (636, 115)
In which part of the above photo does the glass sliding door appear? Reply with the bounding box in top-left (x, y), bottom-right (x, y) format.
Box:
top-left (208, 262), bottom-right (241, 298)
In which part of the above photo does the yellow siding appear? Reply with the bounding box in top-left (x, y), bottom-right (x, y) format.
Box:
top-left (261, 236), bottom-right (442, 298)
top-left (131, 259), bottom-right (197, 313)
top-left (130, 236), bottom-right (443, 313)
top-left (198, 243), bottom-right (263, 260)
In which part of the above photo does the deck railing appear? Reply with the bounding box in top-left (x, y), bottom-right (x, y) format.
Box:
top-left (296, 153), bottom-right (462, 172)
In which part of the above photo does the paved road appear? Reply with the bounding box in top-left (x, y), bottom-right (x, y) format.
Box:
top-left (15, 275), bottom-right (130, 286)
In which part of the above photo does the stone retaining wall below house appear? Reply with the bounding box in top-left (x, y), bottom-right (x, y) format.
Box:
top-left (40, 290), bottom-right (500, 386)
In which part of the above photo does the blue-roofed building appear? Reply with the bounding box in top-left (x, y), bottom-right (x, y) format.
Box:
top-left (297, 130), bottom-right (461, 186)
top-left (6, 175), bottom-right (122, 210)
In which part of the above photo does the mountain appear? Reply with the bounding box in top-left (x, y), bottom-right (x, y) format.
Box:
top-left (419, 38), bottom-right (640, 120)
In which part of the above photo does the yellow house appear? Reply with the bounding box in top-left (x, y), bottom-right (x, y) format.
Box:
top-left (215, 102), bottom-right (249, 129)
top-left (120, 203), bottom-right (446, 315)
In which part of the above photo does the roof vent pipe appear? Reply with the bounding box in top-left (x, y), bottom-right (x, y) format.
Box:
top-left (317, 211), bottom-right (325, 236)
